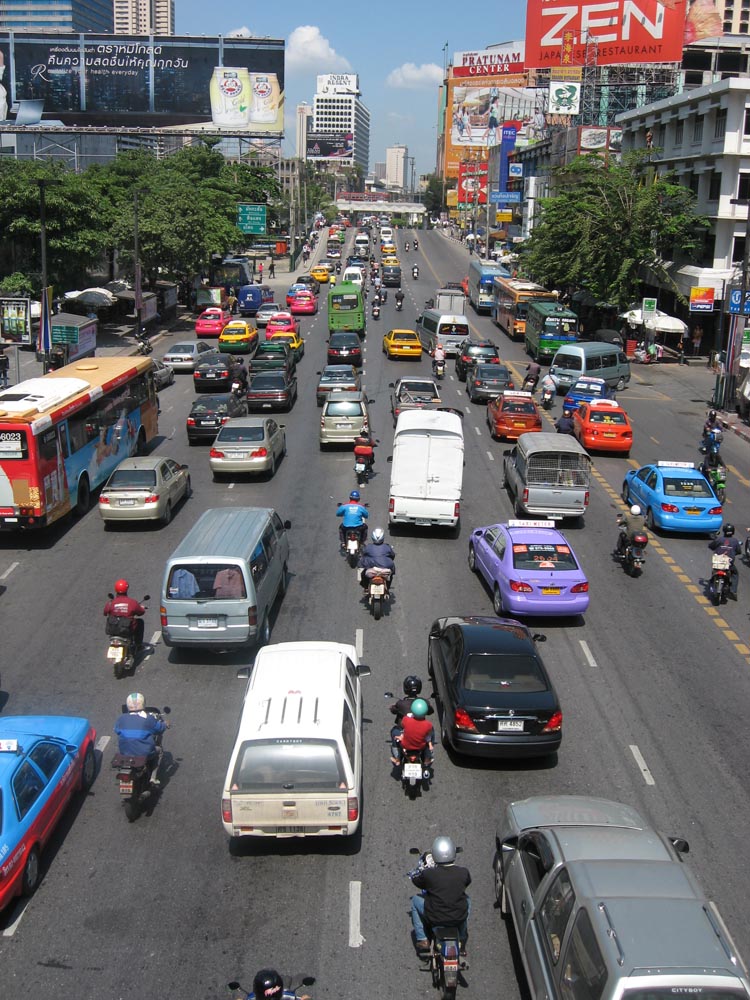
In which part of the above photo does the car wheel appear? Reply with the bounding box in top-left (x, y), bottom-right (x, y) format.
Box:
top-left (514, 498), bottom-right (525, 518)
top-left (468, 544), bottom-right (477, 573)
top-left (279, 563), bottom-right (289, 597)
top-left (21, 846), bottom-right (40, 897)
top-left (492, 852), bottom-right (504, 906)
top-left (257, 613), bottom-right (271, 647)
top-left (616, 376), bottom-right (627, 391)
top-left (493, 585), bottom-right (504, 616)
top-left (646, 508), bottom-right (656, 531)
top-left (440, 711), bottom-right (452, 749)
top-left (281, 435), bottom-right (287, 457)
top-left (161, 501), bottom-right (172, 526)
top-left (80, 744), bottom-right (96, 793)
top-left (184, 476), bottom-right (192, 499)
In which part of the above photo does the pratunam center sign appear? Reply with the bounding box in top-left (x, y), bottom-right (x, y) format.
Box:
top-left (525, 0), bottom-right (687, 67)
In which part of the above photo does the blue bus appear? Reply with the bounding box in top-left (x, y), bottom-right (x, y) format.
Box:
top-left (195, 257), bottom-right (273, 317)
top-left (467, 259), bottom-right (510, 314)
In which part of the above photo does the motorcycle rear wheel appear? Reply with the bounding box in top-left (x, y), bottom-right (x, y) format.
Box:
top-left (348, 549), bottom-right (358, 568)
top-left (124, 797), bottom-right (140, 822)
top-left (373, 596), bottom-right (382, 620)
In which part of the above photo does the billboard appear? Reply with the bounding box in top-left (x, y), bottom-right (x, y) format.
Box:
top-left (306, 132), bottom-right (354, 159)
top-left (452, 43), bottom-right (525, 77)
top-left (444, 78), bottom-right (534, 177)
top-left (549, 81), bottom-right (581, 115)
top-left (0, 33), bottom-right (285, 132)
top-left (316, 73), bottom-right (360, 95)
top-left (457, 162), bottom-right (488, 205)
top-left (525, 0), bottom-right (687, 67)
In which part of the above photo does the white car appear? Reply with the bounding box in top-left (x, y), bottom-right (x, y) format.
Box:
top-left (162, 340), bottom-right (215, 372)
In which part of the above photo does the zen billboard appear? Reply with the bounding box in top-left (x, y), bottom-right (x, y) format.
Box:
top-left (525, 0), bottom-right (687, 67)
top-left (306, 133), bottom-right (354, 159)
top-left (0, 32), bottom-right (285, 132)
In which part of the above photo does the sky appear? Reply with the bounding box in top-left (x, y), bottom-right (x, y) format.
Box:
top-left (175, 1), bottom-right (529, 178)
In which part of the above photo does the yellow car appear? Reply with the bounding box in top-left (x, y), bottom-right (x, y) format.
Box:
top-left (383, 328), bottom-right (423, 360)
top-left (218, 319), bottom-right (259, 354)
top-left (382, 255), bottom-right (400, 267)
top-left (310, 265), bottom-right (330, 284)
top-left (269, 329), bottom-right (305, 361)
top-left (381, 243), bottom-right (397, 255)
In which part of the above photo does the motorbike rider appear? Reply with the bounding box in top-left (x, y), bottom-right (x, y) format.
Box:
top-left (523, 360), bottom-right (541, 391)
top-left (410, 835), bottom-right (471, 952)
top-left (353, 431), bottom-right (376, 474)
top-left (251, 970), bottom-right (285, 1000)
top-left (709, 523), bottom-right (741, 597)
top-left (432, 342), bottom-right (446, 375)
top-left (359, 527), bottom-right (395, 588)
top-left (555, 408), bottom-right (575, 434)
top-left (395, 288), bottom-right (405, 310)
top-left (114, 692), bottom-right (167, 784)
top-left (702, 409), bottom-right (720, 451)
top-left (404, 241), bottom-right (409, 252)
top-left (413, 238), bottom-right (419, 250)
top-left (393, 698), bottom-right (434, 768)
top-left (616, 504), bottom-right (646, 555)
top-left (412, 264), bottom-right (419, 279)
top-left (390, 675), bottom-right (434, 727)
top-left (336, 490), bottom-right (369, 549)
top-left (540, 371), bottom-right (558, 396)
top-left (104, 579), bottom-right (146, 650)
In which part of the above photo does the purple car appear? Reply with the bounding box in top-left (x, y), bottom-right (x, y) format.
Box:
top-left (468, 521), bottom-right (590, 617)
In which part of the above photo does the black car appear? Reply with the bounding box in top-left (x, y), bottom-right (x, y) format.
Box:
top-left (466, 363), bottom-right (514, 403)
top-left (186, 392), bottom-right (248, 443)
top-left (248, 342), bottom-right (296, 375)
top-left (428, 616), bottom-right (562, 759)
top-left (328, 332), bottom-right (363, 368)
top-left (347, 255), bottom-right (369, 269)
top-left (295, 274), bottom-right (320, 295)
top-left (192, 353), bottom-right (232, 392)
top-left (247, 371), bottom-right (298, 412)
top-left (455, 340), bottom-right (501, 381)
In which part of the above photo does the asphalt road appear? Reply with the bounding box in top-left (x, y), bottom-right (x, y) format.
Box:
top-left (2, 229), bottom-right (750, 1000)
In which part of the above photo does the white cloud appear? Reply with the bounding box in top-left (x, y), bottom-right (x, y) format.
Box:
top-left (227, 26), bottom-right (254, 37)
top-left (386, 62), bottom-right (443, 89)
top-left (286, 25), bottom-right (351, 73)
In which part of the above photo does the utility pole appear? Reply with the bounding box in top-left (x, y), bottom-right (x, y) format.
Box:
top-left (37, 178), bottom-right (59, 371)
top-left (133, 190), bottom-right (142, 338)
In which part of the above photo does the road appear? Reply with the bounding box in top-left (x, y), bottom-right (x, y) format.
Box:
top-left (1, 229), bottom-right (750, 1000)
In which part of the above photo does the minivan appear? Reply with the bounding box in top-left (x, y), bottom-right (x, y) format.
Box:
top-left (354, 233), bottom-right (369, 253)
top-left (221, 640), bottom-right (371, 839)
top-left (417, 309), bottom-right (471, 355)
top-left (319, 391), bottom-right (369, 447)
top-left (550, 342), bottom-right (631, 391)
top-left (342, 266), bottom-right (365, 288)
top-left (160, 507), bottom-right (290, 650)
top-left (382, 265), bottom-right (402, 288)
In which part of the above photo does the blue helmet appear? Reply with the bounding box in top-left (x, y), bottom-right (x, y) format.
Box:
top-left (350, 490), bottom-right (360, 501)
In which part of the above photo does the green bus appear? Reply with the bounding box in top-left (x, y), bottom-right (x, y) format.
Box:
top-left (525, 301), bottom-right (579, 361)
top-left (328, 281), bottom-right (365, 337)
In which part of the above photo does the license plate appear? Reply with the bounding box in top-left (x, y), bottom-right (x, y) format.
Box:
top-left (272, 826), bottom-right (305, 834)
top-left (262, 402), bottom-right (272, 408)
top-left (118, 781), bottom-right (134, 794)
top-left (206, 373), bottom-right (216, 378)
top-left (541, 587), bottom-right (561, 595)
top-left (119, 499), bottom-right (137, 506)
top-left (371, 583), bottom-right (386, 596)
top-left (415, 519), bottom-right (431, 526)
top-left (337, 422), bottom-right (352, 428)
top-left (347, 541), bottom-right (358, 553)
top-left (107, 646), bottom-right (124, 662)
top-left (340, 350), bottom-right (350, 356)
top-left (355, 462), bottom-right (366, 472)
top-left (403, 763), bottom-right (422, 779)
top-left (603, 432), bottom-right (616, 438)
top-left (685, 508), bottom-right (701, 515)
top-left (227, 452), bottom-right (247, 459)
top-left (197, 618), bottom-right (219, 628)
top-left (497, 720), bottom-right (524, 731)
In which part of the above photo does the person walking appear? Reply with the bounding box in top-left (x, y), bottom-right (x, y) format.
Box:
top-left (258, 261), bottom-right (264, 284)
top-left (692, 325), bottom-right (703, 356)
top-left (269, 259), bottom-right (275, 279)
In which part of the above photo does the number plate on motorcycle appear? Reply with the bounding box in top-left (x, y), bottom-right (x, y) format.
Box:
top-left (403, 763), bottom-right (423, 778)
top-left (197, 618), bottom-right (219, 628)
top-left (497, 720), bottom-right (524, 731)
top-left (107, 647), bottom-right (124, 661)
top-left (119, 782), bottom-right (134, 794)
top-left (371, 584), bottom-right (385, 596)
top-left (355, 463), bottom-right (366, 472)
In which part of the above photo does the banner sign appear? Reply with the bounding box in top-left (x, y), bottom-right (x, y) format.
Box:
top-left (306, 133), bottom-right (354, 159)
top-left (444, 78), bottom-right (534, 176)
top-left (458, 161), bottom-right (488, 204)
top-left (549, 81), bottom-right (581, 115)
top-left (0, 297), bottom-right (32, 345)
top-left (452, 43), bottom-right (525, 77)
top-left (498, 124), bottom-right (518, 201)
top-left (689, 286), bottom-right (715, 313)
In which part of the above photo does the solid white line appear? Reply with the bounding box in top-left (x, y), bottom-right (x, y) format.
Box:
top-left (96, 735), bottom-right (111, 752)
top-left (474, 426), bottom-right (481, 436)
top-left (355, 628), bottom-right (364, 660)
top-left (629, 744), bottom-right (656, 785)
top-left (150, 631), bottom-right (161, 645)
top-left (349, 880), bottom-right (365, 947)
top-left (579, 640), bottom-right (598, 668)
top-left (486, 450), bottom-right (494, 461)
top-left (2, 901), bottom-right (28, 937)
top-left (0, 561), bottom-right (19, 581)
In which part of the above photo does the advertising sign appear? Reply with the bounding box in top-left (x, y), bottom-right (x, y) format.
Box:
top-left (0, 298), bottom-right (32, 345)
top-left (452, 43), bottom-right (525, 77)
top-left (444, 78), bottom-right (534, 176)
top-left (316, 74), bottom-right (359, 95)
top-left (524, 0), bottom-right (687, 68)
top-left (458, 162), bottom-right (488, 204)
top-left (498, 124), bottom-right (518, 201)
top-left (549, 81), bottom-right (581, 115)
top-left (0, 33), bottom-right (285, 132)
top-left (237, 203), bottom-right (268, 235)
top-left (689, 286), bottom-right (715, 313)
top-left (306, 133), bottom-right (354, 160)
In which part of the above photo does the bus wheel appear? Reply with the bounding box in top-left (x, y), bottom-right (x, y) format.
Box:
top-left (135, 429), bottom-right (147, 456)
top-left (75, 475), bottom-right (91, 516)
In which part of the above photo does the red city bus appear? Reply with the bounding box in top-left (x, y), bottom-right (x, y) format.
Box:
top-left (0, 356), bottom-right (158, 529)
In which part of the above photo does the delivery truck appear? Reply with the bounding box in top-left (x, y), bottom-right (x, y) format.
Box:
top-left (388, 409), bottom-right (464, 529)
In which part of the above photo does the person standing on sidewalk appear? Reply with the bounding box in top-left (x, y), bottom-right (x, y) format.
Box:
top-left (258, 261), bottom-right (264, 284)
top-left (692, 325), bottom-right (703, 356)
top-left (269, 259), bottom-right (275, 279)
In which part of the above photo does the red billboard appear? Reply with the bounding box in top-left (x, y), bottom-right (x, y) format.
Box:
top-left (457, 162), bottom-right (488, 205)
top-left (525, 0), bottom-right (687, 68)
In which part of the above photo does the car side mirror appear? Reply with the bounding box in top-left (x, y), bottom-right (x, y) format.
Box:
top-left (143, 594), bottom-right (151, 602)
top-left (388, 382), bottom-right (395, 387)
top-left (357, 664), bottom-right (371, 677)
top-left (669, 837), bottom-right (690, 854)
top-left (236, 667), bottom-right (252, 680)
top-left (503, 449), bottom-right (511, 457)
top-left (283, 519), bottom-right (292, 529)
top-left (532, 633), bottom-right (547, 643)
top-left (387, 455), bottom-right (393, 463)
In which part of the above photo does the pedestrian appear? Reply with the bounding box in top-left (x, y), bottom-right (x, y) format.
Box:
top-left (269, 259), bottom-right (275, 279)
top-left (681, 328), bottom-right (691, 362)
top-left (692, 325), bottom-right (703, 356)
top-left (227, 289), bottom-right (238, 315)
top-left (258, 262), bottom-right (264, 283)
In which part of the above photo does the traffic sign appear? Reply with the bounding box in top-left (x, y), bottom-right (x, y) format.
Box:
top-left (489, 191), bottom-right (521, 204)
top-left (237, 203), bottom-right (267, 235)
top-left (728, 287), bottom-right (750, 315)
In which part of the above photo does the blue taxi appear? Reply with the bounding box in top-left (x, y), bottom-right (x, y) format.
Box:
top-left (0, 716), bottom-right (96, 912)
top-left (563, 376), bottom-right (614, 412)
top-left (622, 461), bottom-right (723, 533)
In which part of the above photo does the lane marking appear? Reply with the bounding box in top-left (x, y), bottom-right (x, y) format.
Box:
top-left (579, 640), bottom-right (598, 668)
top-left (96, 735), bottom-right (111, 752)
top-left (629, 744), bottom-right (656, 785)
top-left (349, 880), bottom-right (365, 947)
top-left (150, 631), bottom-right (161, 645)
top-left (486, 450), bottom-right (494, 461)
top-left (464, 406), bottom-right (470, 414)
top-left (228, 482), bottom-right (235, 490)
top-left (355, 628), bottom-right (363, 660)
top-left (727, 464), bottom-right (750, 489)
top-left (0, 561), bottom-right (19, 581)
top-left (2, 901), bottom-right (28, 937)
top-left (474, 426), bottom-right (481, 436)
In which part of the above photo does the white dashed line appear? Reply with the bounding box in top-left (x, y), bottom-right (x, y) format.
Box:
top-left (474, 426), bottom-right (481, 436)
top-left (150, 631), bottom-right (161, 645)
top-left (96, 735), bottom-right (111, 752)
top-left (629, 744), bottom-right (656, 785)
top-left (228, 482), bottom-right (235, 489)
top-left (355, 628), bottom-right (364, 660)
top-left (464, 406), bottom-right (470, 414)
top-left (486, 450), bottom-right (494, 461)
top-left (579, 640), bottom-right (598, 668)
top-left (349, 880), bottom-right (365, 947)
top-left (2, 901), bottom-right (27, 937)
top-left (0, 561), bottom-right (19, 581)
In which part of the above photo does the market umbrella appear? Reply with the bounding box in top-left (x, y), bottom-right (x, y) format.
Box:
top-left (619, 308), bottom-right (687, 334)
top-left (66, 287), bottom-right (117, 308)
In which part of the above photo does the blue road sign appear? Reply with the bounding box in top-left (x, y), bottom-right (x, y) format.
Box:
top-left (728, 288), bottom-right (750, 315)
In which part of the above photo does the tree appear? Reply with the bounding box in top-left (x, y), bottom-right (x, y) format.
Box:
top-left (521, 150), bottom-right (708, 307)
top-left (423, 174), bottom-right (446, 216)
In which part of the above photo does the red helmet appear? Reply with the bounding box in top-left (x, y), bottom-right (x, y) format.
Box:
top-left (114, 579), bottom-right (129, 595)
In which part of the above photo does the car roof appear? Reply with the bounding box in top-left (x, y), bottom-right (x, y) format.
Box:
top-left (435, 615), bottom-right (533, 652)
top-left (584, 399), bottom-right (623, 410)
top-left (190, 393), bottom-right (231, 405)
top-left (507, 795), bottom-right (649, 834)
top-left (220, 416), bottom-right (273, 428)
top-left (325, 391), bottom-right (364, 401)
top-left (502, 523), bottom-right (568, 544)
top-left (113, 456), bottom-right (171, 471)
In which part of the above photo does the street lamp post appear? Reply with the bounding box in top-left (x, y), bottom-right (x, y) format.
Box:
top-left (133, 190), bottom-right (142, 339)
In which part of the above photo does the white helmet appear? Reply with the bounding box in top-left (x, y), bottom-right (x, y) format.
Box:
top-left (126, 692), bottom-right (145, 712)
top-left (630, 505), bottom-right (641, 516)
top-left (372, 528), bottom-right (385, 544)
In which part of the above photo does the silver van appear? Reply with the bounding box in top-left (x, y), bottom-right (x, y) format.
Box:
top-left (416, 309), bottom-right (471, 355)
top-left (503, 432), bottom-right (591, 520)
top-left (160, 507), bottom-right (290, 650)
top-left (550, 342), bottom-right (631, 391)
top-left (319, 391), bottom-right (370, 447)
top-left (495, 795), bottom-right (750, 1000)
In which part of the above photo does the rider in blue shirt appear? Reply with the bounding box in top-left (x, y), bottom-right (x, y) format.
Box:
top-left (114, 692), bottom-right (167, 782)
top-left (336, 490), bottom-right (369, 548)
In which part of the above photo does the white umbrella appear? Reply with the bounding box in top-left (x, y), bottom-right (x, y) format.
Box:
top-left (66, 287), bottom-right (117, 307)
top-left (619, 308), bottom-right (687, 335)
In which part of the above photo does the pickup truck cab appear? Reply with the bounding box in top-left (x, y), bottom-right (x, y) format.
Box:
top-left (502, 432), bottom-right (591, 521)
top-left (389, 377), bottom-right (442, 427)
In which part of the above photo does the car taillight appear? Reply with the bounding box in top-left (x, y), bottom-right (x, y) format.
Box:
top-left (250, 448), bottom-right (268, 458)
top-left (160, 605), bottom-right (167, 627)
top-left (490, 358), bottom-right (499, 363)
top-left (222, 798), bottom-right (232, 824)
top-left (543, 710), bottom-right (563, 733)
top-left (248, 606), bottom-right (258, 627)
top-left (221, 370), bottom-right (229, 377)
top-left (510, 580), bottom-right (533, 593)
top-left (347, 796), bottom-right (359, 822)
top-left (454, 707), bottom-right (477, 731)
top-left (508, 381), bottom-right (514, 388)
top-left (193, 372), bottom-right (200, 379)
top-left (454, 501), bottom-right (460, 518)
top-left (389, 497), bottom-right (395, 513)
top-left (571, 582), bottom-right (589, 593)
top-left (709, 506), bottom-right (723, 515)
top-left (583, 490), bottom-right (589, 507)
top-left (144, 494), bottom-right (159, 504)
top-left (461, 354), bottom-right (470, 362)
top-left (186, 417), bottom-right (196, 426)
top-left (522, 488), bottom-right (529, 504)
top-left (210, 448), bottom-right (224, 458)
top-left (99, 495), bottom-right (110, 504)
top-left (661, 502), bottom-right (679, 513)
top-left (221, 416), bottom-right (230, 424)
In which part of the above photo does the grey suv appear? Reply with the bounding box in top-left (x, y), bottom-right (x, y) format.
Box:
top-left (494, 795), bottom-right (750, 1000)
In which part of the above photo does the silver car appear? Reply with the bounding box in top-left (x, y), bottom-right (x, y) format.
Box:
top-left (319, 392), bottom-right (369, 447)
top-left (210, 416), bottom-right (286, 479)
top-left (162, 340), bottom-right (215, 372)
top-left (99, 456), bottom-right (191, 527)
top-left (255, 303), bottom-right (284, 328)
top-left (151, 358), bottom-right (176, 390)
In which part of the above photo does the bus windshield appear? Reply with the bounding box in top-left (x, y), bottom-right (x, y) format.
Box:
top-left (331, 293), bottom-right (360, 311)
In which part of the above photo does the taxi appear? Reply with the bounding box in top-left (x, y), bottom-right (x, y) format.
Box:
top-left (383, 328), bottom-right (423, 360)
top-left (573, 399), bottom-right (633, 454)
top-left (285, 283), bottom-right (309, 307)
top-left (563, 376), bottom-right (614, 412)
top-left (0, 715), bottom-right (97, 911)
top-left (269, 329), bottom-right (305, 361)
top-left (289, 290), bottom-right (318, 315)
top-left (486, 390), bottom-right (542, 441)
top-left (381, 243), bottom-right (397, 256)
top-left (195, 306), bottom-right (231, 338)
top-left (622, 461), bottom-right (723, 533)
top-left (310, 265), bottom-right (330, 284)
top-left (382, 255), bottom-right (400, 268)
top-left (218, 319), bottom-right (258, 355)
top-left (265, 311), bottom-right (301, 339)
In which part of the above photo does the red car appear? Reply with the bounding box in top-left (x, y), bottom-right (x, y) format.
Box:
top-left (289, 290), bottom-right (318, 315)
top-left (265, 312), bottom-right (300, 339)
top-left (285, 283), bottom-right (309, 307)
top-left (195, 307), bottom-right (231, 338)
top-left (486, 390), bottom-right (542, 441)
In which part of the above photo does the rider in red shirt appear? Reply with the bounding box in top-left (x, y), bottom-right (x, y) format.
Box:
top-left (394, 698), bottom-right (434, 766)
top-left (104, 579), bottom-right (146, 648)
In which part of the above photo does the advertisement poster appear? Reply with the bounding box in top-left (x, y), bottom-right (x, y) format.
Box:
top-left (306, 133), bottom-right (354, 159)
top-left (0, 298), bottom-right (32, 345)
top-left (452, 44), bottom-right (525, 78)
top-left (0, 33), bottom-right (285, 132)
top-left (689, 286), bottom-right (715, 312)
top-left (525, 0), bottom-right (687, 67)
top-left (549, 81), bottom-right (581, 115)
top-left (457, 161), bottom-right (488, 205)
top-left (445, 78), bottom-right (534, 177)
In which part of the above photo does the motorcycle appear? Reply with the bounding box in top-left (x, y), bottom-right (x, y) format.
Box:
top-left (522, 373), bottom-right (539, 393)
top-left (408, 848), bottom-right (466, 1000)
top-left (412, 266), bottom-right (420, 280)
top-left (709, 552), bottom-right (733, 605)
top-left (112, 706), bottom-right (170, 822)
top-left (704, 462), bottom-right (727, 502)
top-left (396, 297), bottom-right (404, 312)
top-left (135, 333), bottom-right (153, 355)
top-left (106, 594), bottom-right (150, 679)
top-left (362, 566), bottom-right (392, 620)
top-left (372, 304), bottom-right (381, 321)
top-left (433, 358), bottom-right (446, 380)
top-left (413, 240), bottom-right (419, 251)
top-left (701, 425), bottom-right (723, 457)
top-left (541, 386), bottom-right (555, 410)
top-left (397, 745), bottom-right (431, 797)
top-left (227, 977), bottom-right (315, 1000)
top-left (617, 531), bottom-right (649, 576)
top-left (354, 440), bottom-right (376, 488)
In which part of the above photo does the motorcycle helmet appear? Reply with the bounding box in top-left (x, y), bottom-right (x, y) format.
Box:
top-left (349, 490), bottom-right (360, 501)
top-left (253, 969), bottom-right (284, 1000)
top-left (563, 408), bottom-right (572, 416)
top-left (115, 578), bottom-right (129, 595)
top-left (371, 527), bottom-right (385, 544)
top-left (403, 675), bottom-right (422, 697)
top-left (126, 692), bottom-right (145, 712)
top-left (723, 524), bottom-right (735, 536)
top-left (630, 505), bottom-right (641, 515)
top-left (708, 409), bottom-right (717, 421)
top-left (411, 698), bottom-right (429, 719)
top-left (431, 835), bottom-right (457, 865)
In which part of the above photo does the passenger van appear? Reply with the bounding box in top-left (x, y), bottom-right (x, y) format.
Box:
top-left (342, 266), bottom-right (365, 288)
top-left (221, 640), bottom-right (371, 839)
top-left (160, 507), bottom-right (290, 650)
top-left (380, 226), bottom-right (393, 243)
top-left (416, 309), bottom-right (471, 355)
top-left (550, 342), bottom-right (631, 391)
top-left (354, 232), bottom-right (369, 253)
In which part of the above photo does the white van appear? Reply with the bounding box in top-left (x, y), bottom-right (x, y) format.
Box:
top-left (416, 309), bottom-right (471, 355)
top-left (388, 409), bottom-right (464, 529)
top-left (342, 266), bottom-right (365, 288)
top-left (354, 233), bottom-right (369, 253)
top-left (221, 641), bottom-right (371, 839)
top-left (380, 226), bottom-right (393, 243)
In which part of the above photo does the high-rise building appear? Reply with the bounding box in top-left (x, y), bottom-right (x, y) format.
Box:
top-left (716, 2), bottom-right (750, 34)
top-left (374, 161), bottom-right (386, 182)
top-left (385, 144), bottom-right (408, 191)
top-left (296, 102), bottom-right (313, 160)
top-left (312, 73), bottom-right (370, 172)
top-left (113, 0), bottom-right (174, 34)
top-left (0, 0), bottom-right (113, 31)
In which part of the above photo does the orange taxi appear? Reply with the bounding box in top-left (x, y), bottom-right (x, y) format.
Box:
top-left (573, 398), bottom-right (633, 455)
top-left (486, 390), bottom-right (542, 441)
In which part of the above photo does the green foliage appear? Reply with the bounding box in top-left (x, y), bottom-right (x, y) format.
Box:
top-left (423, 174), bottom-right (446, 216)
top-left (0, 272), bottom-right (34, 296)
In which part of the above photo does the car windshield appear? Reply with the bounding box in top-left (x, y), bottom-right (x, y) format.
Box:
top-left (395, 333), bottom-right (419, 342)
top-left (326, 401), bottom-right (363, 416)
top-left (216, 426), bottom-right (265, 443)
top-left (166, 562), bottom-right (246, 600)
top-left (463, 653), bottom-right (547, 693)
top-left (572, 381), bottom-right (605, 396)
top-left (662, 476), bottom-right (713, 498)
top-left (589, 410), bottom-right (626, 424)
top-left (251, 375), bottom-right (285, 389)
top-left (171, 344), bottom-right (194, 353)
top-left (333, 337), bottom-right (358, 347)
top-left (231, 739), bottom-right (345, 792)
top-left (512, 543), bottom-right (579, 571)
top-left (191, 399), bottom-right (228, 414)
top-left (106, 469), bottom-right (157, 489)
top-left (471, 346), bottom-right (497, 357)
top-left (475, 366), bottom-right (509, 380)
top-left (502, 401), bottom-right (537, 414)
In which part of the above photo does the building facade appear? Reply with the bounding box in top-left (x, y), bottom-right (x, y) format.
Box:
top-left (113, 0), bottom-right (174, 35)
top-left (0, 0), bottom-right (113, 31)
top-left (295, 102), bottom-right (313, 160)
top-left (312, 73), bottom-right (370, 172)
top-left (385, 144), bottom-right (408, 192)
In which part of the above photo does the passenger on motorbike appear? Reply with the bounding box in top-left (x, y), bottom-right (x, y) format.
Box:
top-left (104, 579), bottom-right (146, 649)
top-left (616, 504), bottom-right (646, 555)
top-left (540, 372), bottom-right (558, 395)
top-left (353, 432), bottom-right (376, 471)
top-left (523, 361), bottom-right (541, 391)
top-left (359, 527), bottom-right (395, 586)
top-left (114, 692), bottom-right (167, 783)
top-left (709, 523), bottom-right (741, 597)
top-left (554, 408), bottom-right (575, 434)
top-left (432, 343), bottom-right (446, 375)
top-left (410, 835), bottom-right (471, 952)
top-left (336, 490), bottom-right (369, 549)
top-left (395, 289), bottom-right (405, 309)
top-left (393, 698), bottom-right (434, 768)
